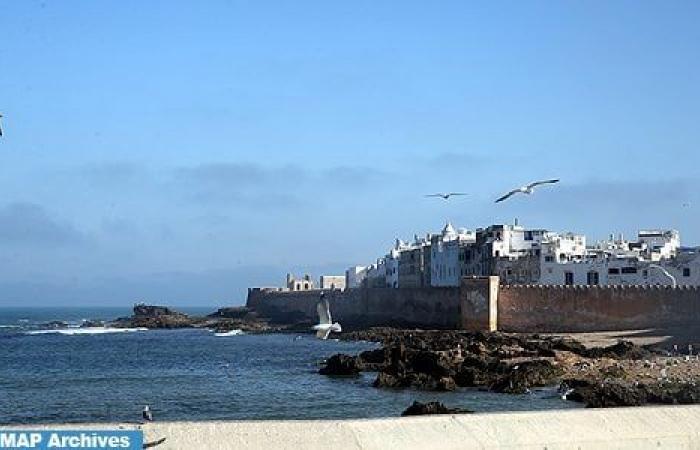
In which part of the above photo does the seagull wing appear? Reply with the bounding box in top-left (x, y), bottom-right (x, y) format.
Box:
top-left (495, 190), bottom-right (519, 203)
top-left (447, 193), bottom-right (468, 197)
top-left (527, 179), bottom-right (559, 189)
top-left (424, 194), bottom-right (444, 198)
top-left (317, 298), bottom-right (332, 325)
top-left (316, 328), bottom-right (331, 340)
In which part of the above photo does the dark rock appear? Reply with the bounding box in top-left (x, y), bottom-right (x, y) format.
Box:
top-left (566, 380), bottom-right (647, 407)
top-left (643, 382), bottom-right (700, 405)
top-left (373, 372), bottom-right (407, 388)
top-left (319, 354), bottom-right (361, 376)
top-left (80, 319), bottom-right (105, 328)
top-left (490, 360), bottom-right (564, 394)
top-left (410, 351), bottom-right (453, 378)
top-left (401, 401), bottom-right (472, 416)
top-left (436, 376), bottom-right (457, 391)
top-left (358, 348), bottom-right (386, 371)
top-left (209, 307), bottom-right (251, 319)
top-left (585, 340), bottom-right (652, 360)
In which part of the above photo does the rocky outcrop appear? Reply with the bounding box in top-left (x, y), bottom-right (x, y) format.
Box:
top-left (115, 304), bottom-right (195, 329)
top-left (565, 379), bottom-right (700, 408)
top-left (319, 354), bottom-right (361, 376)
top-left (111, 303), bottom-right (278, 331)
top-left (401, 401), bottom-right (472, 416)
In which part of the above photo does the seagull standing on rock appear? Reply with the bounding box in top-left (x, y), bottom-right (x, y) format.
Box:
top-left (313, 292), bottom-right (342, 340)
top-left (495, 179), bottom-right (560, 203)
top-left (142, 405), bottom-right (153, 422)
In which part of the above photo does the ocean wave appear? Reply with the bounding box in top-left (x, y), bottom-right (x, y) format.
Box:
top-left (214, 329), bottom-right (244, 337)
top-left (25, 327), bottom-right (148, 336)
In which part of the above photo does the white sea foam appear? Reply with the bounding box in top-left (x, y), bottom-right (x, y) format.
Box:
top-left (26, 327), bottom-right (148, 336)
top-left (214, 329), bottom-right (244, 337)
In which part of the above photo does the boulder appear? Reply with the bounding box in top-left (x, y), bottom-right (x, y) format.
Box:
top-left (401, 401), bottom-right (472, 416)
top-left (491, 360), bottom-right (563, 394)
top-left (319, 354), bottom-right (361, 376)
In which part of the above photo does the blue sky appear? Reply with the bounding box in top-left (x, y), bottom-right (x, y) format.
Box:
top-left (0, 1), bottom-right (698, 305)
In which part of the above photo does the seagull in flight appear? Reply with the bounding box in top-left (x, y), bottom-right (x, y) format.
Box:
top-left (312, 292), bottom-right (341, 340)
top-left (424, 192), bottom-right (468, 200)
top-left (0, 114), bottom-right (3, 137)
top-left (495, 179), bottom-right (560, 203)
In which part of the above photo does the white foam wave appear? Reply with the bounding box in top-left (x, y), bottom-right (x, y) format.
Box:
top-left (26, 327), bottom-right (148, 336)
top-left (214, 329), bottom-right (244, 337)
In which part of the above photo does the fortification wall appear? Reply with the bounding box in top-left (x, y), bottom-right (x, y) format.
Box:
top-left (498, 284), bottom-right (700, 332)
top-left (248, 281), bottom-right (700, 333)
top-left (246, 287), bottom-right (461, 329)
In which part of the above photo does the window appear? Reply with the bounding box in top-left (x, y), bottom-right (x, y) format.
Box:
top-left (621, 267), bottom-right (637, 274)
top-left (564, 272), bottom-right (574, 285)
top-left (545, 256), bottom-right (555, 262)
top-left (608, 268), bottom-right (620, 275)
top-left (587, 271), bottom-right (599, 285)
top-left (684, 268), bottom-right (691, 277)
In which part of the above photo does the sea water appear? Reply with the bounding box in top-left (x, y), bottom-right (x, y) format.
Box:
top-left (0, 307), bottom-right (580, 424)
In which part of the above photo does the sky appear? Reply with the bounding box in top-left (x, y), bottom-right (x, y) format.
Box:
top-left (0, 1), bottom-right (699, 306)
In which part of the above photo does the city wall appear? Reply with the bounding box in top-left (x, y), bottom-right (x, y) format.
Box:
top-left (246, 286), bottom-right (461, 329)
top-left (247, 279), bottom-right (700, 333)
top-left (497, 284), bottom-right (700, 332)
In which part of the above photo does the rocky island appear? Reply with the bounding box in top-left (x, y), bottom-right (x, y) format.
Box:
top-left (109, 303), bottom-right (301, 333)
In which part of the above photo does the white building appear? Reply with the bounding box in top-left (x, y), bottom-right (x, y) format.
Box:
top-left (431, 223), bottom-right (475, 287)
top-left (319, 275), bottom-right (346, 290)
top-left (538, 230), bottom-right (695, 286)
top-left (345, 266), bottom-right (367, 289)
top-left (286, 273), bottom-right (314, 291)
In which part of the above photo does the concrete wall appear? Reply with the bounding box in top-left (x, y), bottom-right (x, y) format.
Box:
top-left (11, 406), bottom-right (700, 449)
top-left (498, 284), bottom-right (700, 332)
top-left (247, 286), bottom-right (461, 329)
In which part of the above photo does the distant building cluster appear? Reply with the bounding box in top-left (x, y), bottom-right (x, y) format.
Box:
top-left (343, 223), bottom-right (700, 288)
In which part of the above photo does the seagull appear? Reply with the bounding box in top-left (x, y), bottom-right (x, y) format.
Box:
top-left (312, 292), bottom-right (341, 340)
top-left (142, 405), bottom-right (153, 422)
top-left (495, 179), bottom-right (560, 203)
top-left (0, 113), bottom-right (3, 137)
top-left (424, 193), bottom-right (468, 200)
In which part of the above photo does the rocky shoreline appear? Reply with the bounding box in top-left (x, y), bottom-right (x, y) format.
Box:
top-left (321, 328), bottom-right (700, 409)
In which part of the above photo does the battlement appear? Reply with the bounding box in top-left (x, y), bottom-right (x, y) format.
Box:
top-left (501, 284), bottom-right (700, 291)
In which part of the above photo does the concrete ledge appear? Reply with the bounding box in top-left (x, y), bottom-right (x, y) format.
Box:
top-left (5, 406), bottom-right (700, 449)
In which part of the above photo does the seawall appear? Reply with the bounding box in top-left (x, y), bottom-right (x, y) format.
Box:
top-left (247, 286), bottom-right (462, 329)
top-left (9, 406), bottom-right (700, 449)
top-left (248, 278), bottom-right (700, 333)
top-left (498, 284), bottom-right (700, 332)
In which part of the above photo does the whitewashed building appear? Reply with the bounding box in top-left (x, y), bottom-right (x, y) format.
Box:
top-left (319, 275), bottom-right (346, 290)
top-left (430, 223), bottom-right (475, 287)
top-left (345, 266), bottom-right (368, 289)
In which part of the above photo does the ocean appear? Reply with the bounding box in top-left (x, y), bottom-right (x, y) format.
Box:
top-left (0, 307), bottom-right (580, 424)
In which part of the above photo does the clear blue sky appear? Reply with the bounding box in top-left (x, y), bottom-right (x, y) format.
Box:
top-left (1, 1), bottom-right (698, 305)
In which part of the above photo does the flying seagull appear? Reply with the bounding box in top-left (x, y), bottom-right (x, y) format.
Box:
top-left (142, 405), bottom-right (153, 422)
top-left (312, 292), bottom-right (341, 340)
top-left (424, 192), bottom-right (468, 200)
top-left (0, 114), bottom-right (3, 137)
top-left (495, 179), bottom-right (560, 203)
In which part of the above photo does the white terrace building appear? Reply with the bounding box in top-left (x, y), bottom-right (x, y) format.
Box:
top-left (538, 229), bottom-right (696, 286)
top-left (430, 223), bottom-right (475, 287)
